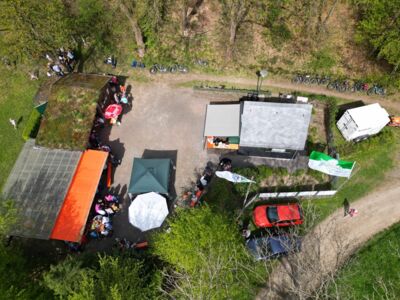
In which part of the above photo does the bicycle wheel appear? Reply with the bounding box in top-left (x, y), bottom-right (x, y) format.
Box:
top-left (180, 66), bottom-right (189, 73)
top-left (327, 82), bottom-right (335, 90)
top-left (149, 66), bottom-right (157, 74)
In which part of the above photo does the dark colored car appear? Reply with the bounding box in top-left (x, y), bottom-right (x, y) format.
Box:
top-left (246, 235), bottom-right (302, 261)
top-left (253, 203), bottom-right (303, 228)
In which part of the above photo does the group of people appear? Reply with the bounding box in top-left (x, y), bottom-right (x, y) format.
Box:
top-left (89, 194), bottom-right (121, 239)
top-left (99, 76), bottom-right (131, 126)
top-left (45, 47), bottom-right (75, 77)
top-left (108, 76), bottom-right (130, 106)
top-left (187, 158), bottom-right (232, 207)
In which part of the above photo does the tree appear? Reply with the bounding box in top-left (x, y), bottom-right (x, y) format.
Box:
top-left (219, 0), bottom-right (253, 61)
top-left (43, 254), bottom-right (162, 300)
top-left (0, 0), bottom-right (71, 62)
top-left (115, 0), bottom-right (146, 58)
top-left (152, 207), bottom-right (266, 299)
top-left (355, 0), bottom-right (400, 72)
top-left (0, 201), bottom-right (51, 299)
top-left (180, 0), bottom-right (204, 38)
top-left (67, 0), bottom-right (117, 70)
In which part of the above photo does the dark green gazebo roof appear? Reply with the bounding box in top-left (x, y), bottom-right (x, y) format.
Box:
top-left (128, 158), bottom-right (171, 195)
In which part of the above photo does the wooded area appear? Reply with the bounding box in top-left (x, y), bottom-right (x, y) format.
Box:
top-left (0, 0), bottom-right (400, 82)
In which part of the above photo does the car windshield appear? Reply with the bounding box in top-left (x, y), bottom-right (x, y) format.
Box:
top-left (267, 206), bottom-right (279, 223)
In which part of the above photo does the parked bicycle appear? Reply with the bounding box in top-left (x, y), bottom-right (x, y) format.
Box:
top-left (149, 63), bottom-right (189, 74)
top-left (351, 81), bottom-right (369, 93)
top-left (327, 79), bottom-right (351, 93)
top-left (292, 73), bottom-right (312, 84)
top-left (194, 59), bottom-right (208, 67)
top-left (168, 64), bottom-right (189, 73)
top-left (312, 75), bottom-right (331, 85)
top-left (291, 72), bottom-right (386, 96)
top-left (367, 84), bottom-right (385, 96)
top-left (149, 64), bottom-right (168, 74)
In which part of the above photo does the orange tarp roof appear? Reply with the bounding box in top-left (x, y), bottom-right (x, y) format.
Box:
top-left (50, 150), bottom-right (108, 242)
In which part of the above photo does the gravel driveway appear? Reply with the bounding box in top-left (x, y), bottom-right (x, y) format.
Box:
top-left (98, 80), bottom-right (233, 244)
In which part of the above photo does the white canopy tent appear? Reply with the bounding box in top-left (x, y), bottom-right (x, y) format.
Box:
top-left (128, 192), bottom-right (169, 231)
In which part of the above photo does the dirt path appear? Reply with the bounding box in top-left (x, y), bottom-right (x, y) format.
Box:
top-left (152, 72), bottom-right (400, 113)
top-left (256, 167), bottom-right (400, 299)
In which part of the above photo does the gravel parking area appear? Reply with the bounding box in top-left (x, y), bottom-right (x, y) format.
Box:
top-left (94, 81), bottom-right (235, 245)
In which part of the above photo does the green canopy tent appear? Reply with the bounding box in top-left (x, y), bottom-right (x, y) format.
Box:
top-left (128, 158), bottom-right (172, 195)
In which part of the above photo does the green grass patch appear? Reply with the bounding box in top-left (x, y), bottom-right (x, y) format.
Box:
top-left (330, 222), bottom-right (400, 299)
top-left (308, 127), bottom-right (398, 221)
top-left (0, 67), bottom-right (39, 191)
top-left (306, 48), bottom-right (336, 73)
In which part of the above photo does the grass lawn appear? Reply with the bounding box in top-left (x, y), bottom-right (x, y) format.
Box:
top-left (306, 102), bottom-right (399, 220)
top-left (330, 222), bottom-right (400, 299)
top-left (0, 66), bottom-right (39, 191)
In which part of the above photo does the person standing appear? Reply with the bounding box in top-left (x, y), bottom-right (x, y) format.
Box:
top-left (51, 64), bottom-right (64, 76)
top-left (9, 118), bottom-right (17, 129)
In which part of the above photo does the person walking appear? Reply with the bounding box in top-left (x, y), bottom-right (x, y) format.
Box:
top-left (343, 198), bottom-right (350, 216)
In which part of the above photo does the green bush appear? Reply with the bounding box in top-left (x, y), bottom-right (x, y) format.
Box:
top-left (22, 109), bottom-right (42, 141)
top-left (203, 178), bottom-right (241, 214)
top-left (152, 207), bottom-right (266, 299)
top-left (258, 165), bottom-right (273, 178)
top-left (43, 254), bottom-right (162, 300)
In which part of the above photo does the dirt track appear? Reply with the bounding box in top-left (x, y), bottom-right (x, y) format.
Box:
top-left (256, 169), bottom-right (400, 299)
top-left (167, 72), bottom-right (400, 113)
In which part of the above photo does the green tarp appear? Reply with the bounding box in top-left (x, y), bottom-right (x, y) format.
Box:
top-left (128, 158), bottom-right (171, 195)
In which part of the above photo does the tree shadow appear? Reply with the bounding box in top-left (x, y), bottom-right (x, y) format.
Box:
top-left (336, 101), bottom-right (365, 121)
top-left (16, 116), bottom-right (23, 127)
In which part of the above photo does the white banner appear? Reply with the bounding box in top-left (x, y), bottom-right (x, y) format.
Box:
top-left (215, 171), bottom-right (255, 183)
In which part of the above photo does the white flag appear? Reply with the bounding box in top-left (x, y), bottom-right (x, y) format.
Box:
top-left (215, 171), bottom-right (255, 183)
top-left (308, 151), bottom-right (355, 178)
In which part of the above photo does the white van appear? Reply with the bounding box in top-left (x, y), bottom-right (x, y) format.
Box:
top-left (336, 103), bottom-right (390, 142)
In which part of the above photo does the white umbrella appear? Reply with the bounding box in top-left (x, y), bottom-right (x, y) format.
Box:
top-left (128, 192), bottom-right (169, 231)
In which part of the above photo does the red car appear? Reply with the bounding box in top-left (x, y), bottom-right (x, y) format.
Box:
top-left (253, 203), bottom-right (303, 228)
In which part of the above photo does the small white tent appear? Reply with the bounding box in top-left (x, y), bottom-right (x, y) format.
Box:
top-left (128, 192), bottom-right (169, 231)
top-left (336, 103), bottom-right (389, 142)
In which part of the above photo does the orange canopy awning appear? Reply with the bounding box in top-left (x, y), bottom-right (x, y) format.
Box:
top-left (50, 150), bottom-right (108, 242)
